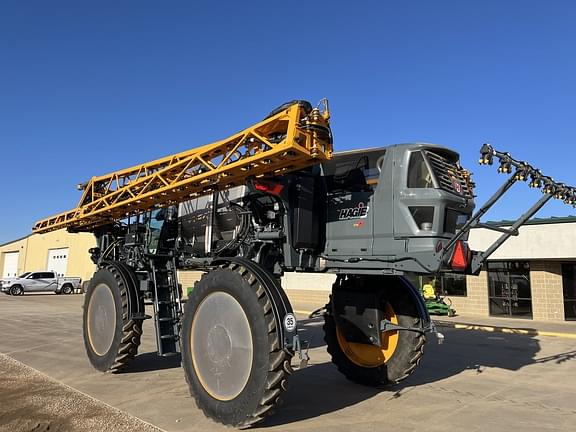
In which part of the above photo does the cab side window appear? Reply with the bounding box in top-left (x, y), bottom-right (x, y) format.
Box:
top-left (323, 150), bottom-right (385, 193)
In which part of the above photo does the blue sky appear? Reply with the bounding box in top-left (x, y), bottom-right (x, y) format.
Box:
top-left (1, 1), bottom-right (575, 243)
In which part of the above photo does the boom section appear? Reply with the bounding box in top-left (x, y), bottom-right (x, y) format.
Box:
top-left (33, 100), bottom-right (332, 233)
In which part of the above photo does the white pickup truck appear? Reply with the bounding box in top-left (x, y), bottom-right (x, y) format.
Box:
top-left (1, 271), bottom-right (81, 296)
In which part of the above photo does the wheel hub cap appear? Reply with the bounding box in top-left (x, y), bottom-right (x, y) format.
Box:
top-left (191, 291), bottom-right (254, 401)
top-left (337, 302), bottom-right (399, 367)
top-left (87, 283), bottom-right (116, 356)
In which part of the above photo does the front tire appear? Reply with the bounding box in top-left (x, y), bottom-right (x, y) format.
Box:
top-left (181, 262), bottom-right (292, 428)
top-left (82, 266), bottom-right (143, 372)
top-left (324, 276), bottom-right (426, 386)
top-left (10, 285), bottom-right (23, 296)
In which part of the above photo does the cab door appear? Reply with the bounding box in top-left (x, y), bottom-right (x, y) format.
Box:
top-left (323, 150), bottom-right (383, 256)
top-left (28, 272), bottom-right (56, 292)
top-left (325, 188), bottom-right (374, 256)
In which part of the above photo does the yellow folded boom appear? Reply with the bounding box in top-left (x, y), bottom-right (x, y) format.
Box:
top-left (33, 100), bottom-right (332, 234)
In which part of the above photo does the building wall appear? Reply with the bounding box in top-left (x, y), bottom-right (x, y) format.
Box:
top-left (0, 237), bottom-right (28, 277)
top-left (468, 222), bottom-right (576, 260)
top-left (0, 230), bottom-right (96, 282)
top-left (279, 262), bottom-right (570, 322)
top-left (282, 273), bottom-right (334, 313)
top-left (178, 271), bottom-right (204, 297)
top-left (448, 272), bottom-right (490, 317)
top-left (530, 261), bottom-right (565, 321)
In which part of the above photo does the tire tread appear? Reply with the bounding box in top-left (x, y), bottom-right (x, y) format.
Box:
top-left (183, 262), bottom-right (292, 428)
top-left (324, 282), bottom-right (426, 387)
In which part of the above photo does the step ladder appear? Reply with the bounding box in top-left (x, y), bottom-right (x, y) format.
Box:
top-left (149, 257), bottom-right (182, 356)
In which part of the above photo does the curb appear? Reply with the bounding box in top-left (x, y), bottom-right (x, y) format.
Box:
top-left (433, 320), bottom-right (576, 340)
top-left (294, 309), bottom-right (576, 340)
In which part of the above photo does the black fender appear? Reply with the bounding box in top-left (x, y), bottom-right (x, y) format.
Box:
top-left (99, 260), bottom-right (144, 320)
top-left (397, 276), bottom-right (431, 329)
top-left (212, 257), bottom-right (296, 352)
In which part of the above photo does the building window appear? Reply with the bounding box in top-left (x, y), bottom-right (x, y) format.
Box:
top-left (438, 273), bottom-right (467, 297)
top-left (487, 261), bottom-right (532, 319)
top-left (561, 263), bottom-right (576, 321)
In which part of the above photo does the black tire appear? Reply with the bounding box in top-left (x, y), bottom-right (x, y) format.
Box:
top-left (82, 266), bottom-right (143, 373)
top-left (62, 284), bottom-right (73, 295)
top-left (10, 285), bottom-right (23, 296)
top-left (181, 262), bottom-right (292, 428)
top-left (324, 277), bottom-right (425, 386)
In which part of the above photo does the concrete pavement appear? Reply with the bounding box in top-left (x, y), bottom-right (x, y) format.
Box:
top-left (1, 293), bottom-right (575, 431)
top-left (434, 314), bottom-right (576, 339)
top-left (0, 353), bottom-right (162, 432)
top-left (291, 303), bottom-right (576, 340)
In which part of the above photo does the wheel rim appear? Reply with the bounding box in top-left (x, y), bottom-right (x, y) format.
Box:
top-left (64, 286), bottom-right (71, 294)
top-left (336, 302), bottom-right (399, 368)
top-left (190, 291), bottom-right (254, 401)
top-left (86, 283), bottom-right (117, 356)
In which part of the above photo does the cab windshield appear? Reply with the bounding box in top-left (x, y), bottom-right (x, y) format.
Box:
top-left (408, 151), bottom-right (434, 188)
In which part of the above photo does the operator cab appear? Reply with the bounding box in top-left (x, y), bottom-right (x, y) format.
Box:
top-left (321, 144), bottom-right (475, 272)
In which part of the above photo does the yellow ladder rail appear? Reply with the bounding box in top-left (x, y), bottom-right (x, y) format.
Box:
top-left (33, 100), bottom-right (332, 234)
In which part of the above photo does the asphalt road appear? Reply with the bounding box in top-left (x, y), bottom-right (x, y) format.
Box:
top-left (1, 293), bottom-right (575, 431)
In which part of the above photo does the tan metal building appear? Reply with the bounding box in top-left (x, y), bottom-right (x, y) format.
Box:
top-left (0, 229), bottom-right (97, 282)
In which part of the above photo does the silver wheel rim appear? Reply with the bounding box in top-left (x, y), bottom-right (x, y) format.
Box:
top-left (191, 291), bottom-right (254, 401)
top-left (87, 283), bottom-right (117, 356)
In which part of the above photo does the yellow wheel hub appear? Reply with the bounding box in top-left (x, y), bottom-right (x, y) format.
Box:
top-left (336, 303), bottom-right (399, 367)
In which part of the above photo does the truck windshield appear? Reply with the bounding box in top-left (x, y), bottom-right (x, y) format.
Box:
top-left (19, 272), bottom-right (31, 278)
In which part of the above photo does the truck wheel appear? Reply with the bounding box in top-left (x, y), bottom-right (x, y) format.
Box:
top-left (62, 284), bottom-right (73, 295)
top-left (181, 263), bottom-right (292, 428)
top-left (10, 285), bottom-right (23, 296)
top-left (83, 266), bottom-right (143, 373)
top-left (323, 287), bottom-right (425, 386)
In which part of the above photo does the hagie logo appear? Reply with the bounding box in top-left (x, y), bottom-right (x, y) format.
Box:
top-left (338, 202), bottom-right (370, 220)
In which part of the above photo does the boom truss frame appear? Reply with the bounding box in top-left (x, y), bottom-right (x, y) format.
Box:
top-left (33, 101), bottom-right (332, 233)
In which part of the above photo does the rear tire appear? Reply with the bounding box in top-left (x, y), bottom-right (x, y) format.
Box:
top-left (62, 284), bottom-right (73, 295)
top-left (82, 266), bottom-right (143, 372)
top-left (10, 285), bottom-right (23, 296)
top-left (181, 262), bottom-right (292, 428)
top-left (324, 276), bottom-right (425, 386)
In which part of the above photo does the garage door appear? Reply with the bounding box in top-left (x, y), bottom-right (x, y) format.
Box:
top-left (2, 252), bottom-right (19, 278)
top-left (47, 248), bottom-right (69, 277)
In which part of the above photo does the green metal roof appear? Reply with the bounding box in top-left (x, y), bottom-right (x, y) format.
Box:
top-left (486, 215), bottom-right (576, 227)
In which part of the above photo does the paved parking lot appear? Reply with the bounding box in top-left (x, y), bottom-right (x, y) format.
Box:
top-left (1, 293), bottom-right (575, 431)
